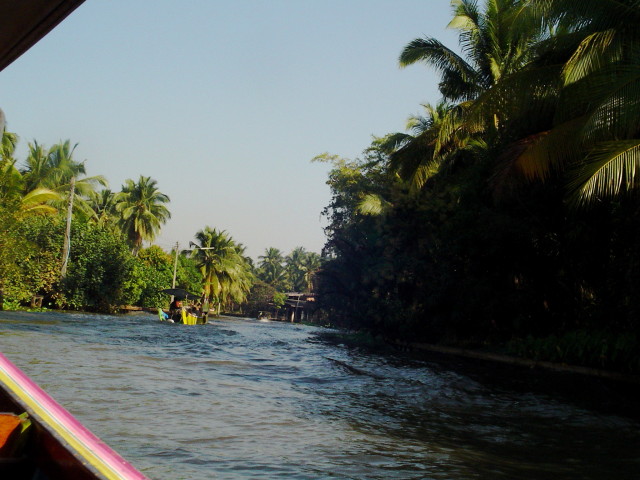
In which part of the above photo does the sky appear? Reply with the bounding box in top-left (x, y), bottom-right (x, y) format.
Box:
top-left (0, 0), bottom-right (458, 261)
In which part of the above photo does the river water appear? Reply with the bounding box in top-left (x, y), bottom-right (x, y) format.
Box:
top-left (0, 311), bottom-right (638, 480)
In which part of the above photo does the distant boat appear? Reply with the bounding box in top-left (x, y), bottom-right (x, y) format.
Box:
top-left (157, 308), bottom-right (207, 325)
top-left (257, 311), bottom-right (271, 321)
top-left (0, 353), bottom-right (148, 479)
top-left (158, 289), bottom-right (209, 324)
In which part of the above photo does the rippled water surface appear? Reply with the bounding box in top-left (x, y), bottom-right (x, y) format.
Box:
top-left (0, 311), bottom-right (638, 479)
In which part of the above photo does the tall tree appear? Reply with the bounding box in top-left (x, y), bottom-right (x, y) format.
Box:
top-left (286, 247), bottom-right (308, 292)
top-left (384, 101), bottom-right (454, 190)
top-left (258, 247), bottom-right (288, 290)
top-left (508, 0), bottom-right (640, 204)
top-left (284, 247), bottom-right (322, 292)
top-left (114, 176), bottom-right (171, 255)
top-left (400, 0), bottom-right (543, 102)
top-left (302, 251), bottom-right (322, 292)
top-left (394, 0), bottom-right (546, 189)
top-left (0, 133), bottom-right (59, 216)
top-left (1, 128), bottom-right (17, 162)
top-left (190, 227), bottom-right (253, 314)
top-left (86, 188), bottom-right (119, 229)
top-left (20, 140), bottom-right (107, 217)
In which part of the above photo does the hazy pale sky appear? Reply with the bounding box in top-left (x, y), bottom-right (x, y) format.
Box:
top-left (0, 1), bottom-right (458, 260)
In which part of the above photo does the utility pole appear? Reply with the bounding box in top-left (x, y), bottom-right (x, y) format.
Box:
top-left (60, 176), bottom-right (76, 279)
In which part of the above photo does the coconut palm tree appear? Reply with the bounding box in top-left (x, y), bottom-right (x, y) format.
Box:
top-left (284, 248), bottom-right (323, 292)
top-left (19, 140), bottom-right (107, 218)
top-left (302, 251), bottom-right (322, 292)
top-left (258, 247), bottom-right (288, 290)
top-left (285, 247), bottom-right (308, 292)
top-left (21, 140), bottom-right (105, 192)
top-left (507, 0), bottom-right (640, 204)
top-left (0, 161), bottom-right (58, 216)
top-left (1, 129), bottom-right (21, 200)
top-left (400, 0), bottom-right (543, 102)
top-left (383, 101), bottom-right (456, 190)
top-left (190, 227), bottom-right (253, 314)
top-left (1, 128), bottom-right (17, 162)
top-left (1, 132), bottom-right (60, 216)
top-left (114, 176), bottom-right (170, 255)
top-left (86, 189), bottom-right (119, 229)
top-left (394, 0), bottom-right (545, 191)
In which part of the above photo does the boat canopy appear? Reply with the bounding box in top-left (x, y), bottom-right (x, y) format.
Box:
top-left (0, 0), bottom-right (86, 72)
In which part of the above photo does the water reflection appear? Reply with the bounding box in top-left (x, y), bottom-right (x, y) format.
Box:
top-left (0, 311), bottom-right (638, 479)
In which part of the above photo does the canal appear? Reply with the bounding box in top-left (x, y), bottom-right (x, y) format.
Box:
top-left (0, 311), bottom-right (638, 479)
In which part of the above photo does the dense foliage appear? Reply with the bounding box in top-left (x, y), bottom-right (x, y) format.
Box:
top-left (0, 130), bottom-right (321, 315)
top-left (315, 0), bottom-right (640, 372)
top-left (0, 133), bottom-right (186, 312)
top-left (243, 280), bottom-right (278, 318)
top-left (255, 246), bottom-right (321, 293)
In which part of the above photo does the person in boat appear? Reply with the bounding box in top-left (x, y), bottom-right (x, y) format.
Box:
top-left (169, 299), bottom-right (183, 322)
top-left (187, 304), bottom-right (201, 322)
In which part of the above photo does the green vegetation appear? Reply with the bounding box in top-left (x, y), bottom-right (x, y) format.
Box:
top-left (250, 246), bottom-right (322, 318)
top-left (0, 132), bottom-right (181, 312)
top-left (255, 246), bottom-right (321, 293)
top-left (115, 176), bottom-right (171, 256)
top-left (0, 129), bottom-right (321, 315)
top-left (314, 0), bottom-right (640, 373)
top-left (188, 227), bottom-right (253, 315)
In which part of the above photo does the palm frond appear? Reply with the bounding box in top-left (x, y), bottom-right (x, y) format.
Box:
top-left (356, 193), bottom-right (389, 216)
top-left (19, 188), bottom-right (60, 216)
top-left (374, 133), bottom-right (414, 154)
top-left (529, 0), bottom-right (640, 31)
top-left (399, 37), bottom-right (478, 86)
top-left (569, 139), bottom-right (640, 204)
top-left (464, 64), bottom-right (562, 136)
top-left (578, 64), bottom-right (640, 142)
top-left (512, 117), bottom-right (586, 181)
top-left (562, 30), bottom-right (620, 85)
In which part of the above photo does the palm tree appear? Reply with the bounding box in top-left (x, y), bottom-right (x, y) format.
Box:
top-left (394, 0), bottom-right (545, 190)
top-left (20, 140), bottom-right (107, 216)
top-left (1, 128), bottom-right (17, 162)
top-left (284, 247), bottom-right (323, 292)
top-left (302, 251), bottom-right (322, 292)
top-left (86, 189), bottom-right (119, 229)
top-left (1, 129), bottom-right (21, 200)
top-left (1, 132), bottom-right (60, 216)
top-left (114, 176), bottom-right (171, 255)
top-left (286, 247), bottom-right (308, 292)
top-left (384, 101), bottom-right (455, 190)
top-left (22, 140), bottom-right (105, 191)
top-left (507, 0), bottom-right (640, 204)
top-left (400, 0), bottom-right (542, 102)
top-left (190, 227), bottom-right (253, 314)
top-left (258, 247), bottom-right (288, 290)
top-left (0, 161), bottom-right (58, 216)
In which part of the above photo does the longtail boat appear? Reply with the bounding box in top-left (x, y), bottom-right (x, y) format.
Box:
top-left (0, 353), bottom-right (149, 479)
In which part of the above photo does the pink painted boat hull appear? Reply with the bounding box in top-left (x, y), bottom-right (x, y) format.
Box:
top-left (0, 353), bottom-right (149, 479)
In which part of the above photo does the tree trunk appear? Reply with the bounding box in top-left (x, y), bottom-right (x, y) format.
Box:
top-left (60, 176), bottom-right (75, 279)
